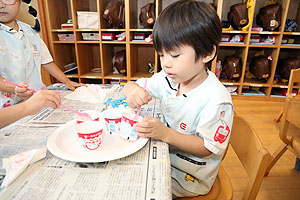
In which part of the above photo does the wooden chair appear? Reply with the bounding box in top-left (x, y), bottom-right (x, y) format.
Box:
top-left (178, 116), bottom-right (271, 200)
top-left (274, 68), bottom-right (300, 122)
top-left (265, 97), bottom-right (300, 176)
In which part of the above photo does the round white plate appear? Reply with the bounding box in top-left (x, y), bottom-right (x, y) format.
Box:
top-left (47, 120), bottom-right (149, 163)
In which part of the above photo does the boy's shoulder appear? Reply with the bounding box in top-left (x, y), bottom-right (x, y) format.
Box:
top-left (200, 71), bottom-right (232, 103)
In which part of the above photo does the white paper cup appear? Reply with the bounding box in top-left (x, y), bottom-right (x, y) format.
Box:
top-left (74, 110), bottom-right (101, 124)
top-left (75, 120), bottom-right (104, 150)
top-left (119, 111), bottom-right (142, 141)
top-left (102, 108), bottom-right (122, 134)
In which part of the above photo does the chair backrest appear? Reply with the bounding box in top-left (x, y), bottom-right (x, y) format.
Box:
top-left (287, 68), bottom-right (300, 98)
top-left (279, 97), bottom-right (300, 147)
top-left (230, 116), bottom-right (271, 200)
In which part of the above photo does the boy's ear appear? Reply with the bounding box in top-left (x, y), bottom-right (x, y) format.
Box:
top-left (202, 45), bottom-right (216, 63)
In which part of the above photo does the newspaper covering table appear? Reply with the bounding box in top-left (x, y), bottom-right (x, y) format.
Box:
top-left (0, 84), bottom-right (171, 200)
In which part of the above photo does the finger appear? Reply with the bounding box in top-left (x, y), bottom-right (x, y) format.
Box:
top-left (137, 132), bottom-right (150, 138)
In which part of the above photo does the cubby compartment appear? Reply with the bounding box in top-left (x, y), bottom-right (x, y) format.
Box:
top-left (99, 0), bottom-right (125, 30)
top-left (273, 48), bottom-right (300, 86)
top-left (241, 86), bottom-right (268, 96)
top-left (45, 0), bottom-right (72, 30)
top-left (129, 44), bottom-right (155, 80)
top-left (76, 43), bottom-right (102, 79)
top-left (52, 43), bottom-right (77, 76)
top-left (284, 0), bottom-right (300, 33)
top-left (245, 47), bottom-right (278, 85)
top-left (217, 47), bottom-right (247, 84)
top-left (101, 44), bottom-right (127, 80)
top-left (72, 0), bottom-right (99, 30)
top-left (128, 0), bottom-right (157, 30)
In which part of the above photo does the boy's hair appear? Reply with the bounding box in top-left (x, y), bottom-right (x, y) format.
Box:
top-left (22, 0), bottom-right (40, 32)
top-left (153, 0), bottom-right (221, 62)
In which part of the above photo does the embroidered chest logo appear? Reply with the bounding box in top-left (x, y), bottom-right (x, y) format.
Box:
top-left (180, 123), bottom-right (187, 130)
top-left (31, 44), bottom-right (40, 57)
top-left (214, 111), bottom-right (230, 144)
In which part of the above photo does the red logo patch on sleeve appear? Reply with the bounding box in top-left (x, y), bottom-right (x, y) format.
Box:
top-left (214, 125), bottom-right (230, 144)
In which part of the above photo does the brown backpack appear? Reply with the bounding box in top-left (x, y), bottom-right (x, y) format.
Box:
top-left (103, 0), bottom-right (125, 28)
top-left (250, 56), bottom-right (271, 81)
top-left (113, 50), bottom-right (126, 75)
top-left (223, 55), bottom-right (242, 80)
top-left (277, 57), bottom-right (300, 80)
top-left (256, 4), bottom-right (281, 31)
top-left (227, 3), bottom-right (248, 30)
top-left (139, 1), bottom-right (155, 28)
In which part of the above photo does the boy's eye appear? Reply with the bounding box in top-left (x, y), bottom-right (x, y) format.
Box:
top-left (158, 54), bottom-right (164, 57)
top-left (171, 54), bottom-right (180, 58)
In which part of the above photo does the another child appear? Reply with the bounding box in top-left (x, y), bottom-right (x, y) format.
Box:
top-left (0, 0), bottom-right (84, 108)
top-left (122, 1), bottom-right (233, 198)
top-left (0, 83), bottom-right (61, 128)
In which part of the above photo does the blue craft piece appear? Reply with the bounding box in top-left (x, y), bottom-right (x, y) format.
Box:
top-left (104, 97), bottom-right (129, 108)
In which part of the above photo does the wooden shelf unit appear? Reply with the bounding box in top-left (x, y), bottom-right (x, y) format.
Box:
top-left (40, 0), bottom-right (300, 100)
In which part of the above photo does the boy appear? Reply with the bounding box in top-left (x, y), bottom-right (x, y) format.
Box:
top-left (123, 0), bottom-right (233, 198)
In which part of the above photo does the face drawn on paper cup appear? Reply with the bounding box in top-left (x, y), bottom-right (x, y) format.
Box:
top-left (119, 111), bottom-right (142, 141)
top-left (102, 108), bottom-right (122, 134)
top-left (74, 110), bottom-right (101, 124)
top-left (75, 120), bottom-right (104, 150)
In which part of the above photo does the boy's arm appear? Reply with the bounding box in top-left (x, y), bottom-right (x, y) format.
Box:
top-left (42, 62), bottom-right (85, 90)
top-left (136, 116), bottom-right (212, 156)
top-left (165, 128), bottom-right (212, 156)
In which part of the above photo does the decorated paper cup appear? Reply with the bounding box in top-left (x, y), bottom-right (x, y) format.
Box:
top-left (119, 111), bottom-right (142, 141)
top-left (75, 120), bottom-right (104, 150)
top-left (102, 108), bottom-right (122, 134)
top-left (74, 110), bottom-right (101, 124)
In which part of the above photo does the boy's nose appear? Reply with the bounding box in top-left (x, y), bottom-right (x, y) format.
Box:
top-left (161, 57), bottom-right (171, 69)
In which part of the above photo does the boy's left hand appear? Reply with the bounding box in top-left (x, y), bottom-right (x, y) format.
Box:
top-left (65, 81), bottom-right (86, 91)
top-left (136, 116), bottom-right (169, 141)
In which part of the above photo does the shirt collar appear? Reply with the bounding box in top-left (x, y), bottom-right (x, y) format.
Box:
top-left (0, 20), bottom-right (24, 38)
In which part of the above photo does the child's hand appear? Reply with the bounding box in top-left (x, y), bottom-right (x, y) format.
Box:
top-left (124, 82), bottom-right (152, 109)
top-left (15, 82), bottom-right (34, 100)
top-left (135, 116), bottom-right (169, 141)
top-left (24, 90), bottom-right (61, 115)
top-left (65, 80), bottom-right (86, 91)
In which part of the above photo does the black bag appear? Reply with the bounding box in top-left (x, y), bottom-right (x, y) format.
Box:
top-left (256, 4), bottom-right (281, 31)
top-left (139, 1), bottom-right (155, 28)
top-left (113, 50), bottom-right (126, 75)
top-left (103, 0), bottom-right (125, 28)
top-left (223, 55), bottom-right (242, 80)
top-left (250, 56), bottom-right (271, 81)
top-left (277, 57), bottom-right (300, 80)
top-left (227, 3), bottom-right (248, 30)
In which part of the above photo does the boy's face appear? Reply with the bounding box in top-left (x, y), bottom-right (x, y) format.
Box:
top-left (0, 0), bottom-right (21, 26)
top-left (158, 45), bottom-right (207, 85)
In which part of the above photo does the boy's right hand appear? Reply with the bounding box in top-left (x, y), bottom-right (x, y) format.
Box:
top-left (15, 82), bottom-right (34, 100)
top-left (123, 82), bottom-right (152, 109)
top-left (24, 90), bottom-right (61, 115)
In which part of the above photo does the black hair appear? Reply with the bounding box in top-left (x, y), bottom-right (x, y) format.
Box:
top-left (22, 0), bottom-right (40, 32)
top-left (153, 0), bottom-right (222, 62)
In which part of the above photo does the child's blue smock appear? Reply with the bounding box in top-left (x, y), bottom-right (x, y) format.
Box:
top-left (0, 21), bottom-right (52, 108)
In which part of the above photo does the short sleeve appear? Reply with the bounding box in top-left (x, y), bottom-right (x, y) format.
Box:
top-left (196, 103), bottom-right (233, 155)
top-left (40, 39), bottom-right (53, 64)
